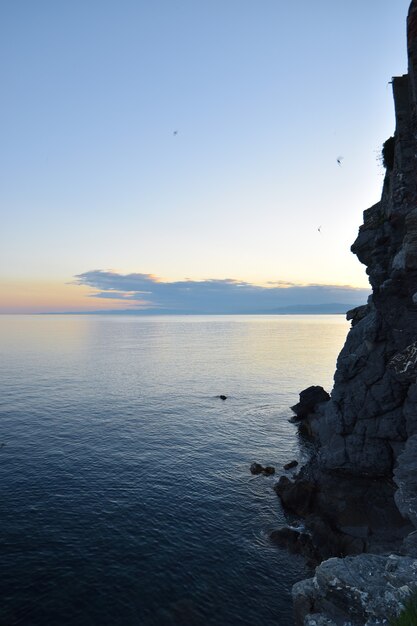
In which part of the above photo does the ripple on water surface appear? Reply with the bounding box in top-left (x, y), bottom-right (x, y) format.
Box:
top-left (0, 315), bottom-right (349, 625)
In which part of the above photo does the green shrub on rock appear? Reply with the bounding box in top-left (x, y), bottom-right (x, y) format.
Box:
top-left (382, 135), bottom-right (395, 170)
top-left (390, 593), bottom-right (417, 626)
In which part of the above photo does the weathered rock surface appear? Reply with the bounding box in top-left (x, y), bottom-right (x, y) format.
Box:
top-left (293, 554), bottom-right (417, 626)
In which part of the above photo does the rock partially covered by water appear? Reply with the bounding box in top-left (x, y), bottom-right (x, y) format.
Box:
top-left (283, 460), bottom-right (298, 470)
top-left (290, 386), bottom-right (330, 439)
top-left (293, 554), bottom-right (417, 626)
top-left (274, 468), bottom-right (412, 559)
top-left (270, 519), bottom-right (364, 565)
top-left (274, 476), bottom-right (317, 517)
top-left (291, 386), bottom-right (330, 419)
top-left (250, 463), bottom-right (275, 476)
top-left (270, 526), bottom-right (317, 564)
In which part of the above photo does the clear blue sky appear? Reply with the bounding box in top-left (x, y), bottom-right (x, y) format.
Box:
top-left (0, 0), bottom-right (411, 312)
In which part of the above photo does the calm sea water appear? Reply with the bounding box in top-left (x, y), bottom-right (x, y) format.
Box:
top-left (0, 314), bottom-right (349, 626)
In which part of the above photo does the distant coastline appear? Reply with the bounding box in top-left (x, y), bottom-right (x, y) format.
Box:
top-left (31, 303), bottom-right (358, 316)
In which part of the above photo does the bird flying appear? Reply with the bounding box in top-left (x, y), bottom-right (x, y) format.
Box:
top-left (337, 156), bottom-right (343, 166)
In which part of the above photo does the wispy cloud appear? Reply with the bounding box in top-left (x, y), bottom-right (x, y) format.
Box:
top-left (73, 270), bottom-right (370, 314)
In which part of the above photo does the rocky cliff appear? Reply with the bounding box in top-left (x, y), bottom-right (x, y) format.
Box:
top-left (276, 2), bottom-right (417, 623)
top-left (317, 8), bottom-right (417, 478)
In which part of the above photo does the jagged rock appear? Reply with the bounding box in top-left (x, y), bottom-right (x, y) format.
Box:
top-left (291, 386), bottom-right (330, 419)
top-left (292, 554), bottom-right (417, 626)
top-left (290, 386), bottom-right (330, 439)
top-left (346, 304), bottom-right (369, 327)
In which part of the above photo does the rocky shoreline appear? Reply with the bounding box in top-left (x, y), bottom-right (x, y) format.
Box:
top-left (273, 2), bottom-right (417, 623)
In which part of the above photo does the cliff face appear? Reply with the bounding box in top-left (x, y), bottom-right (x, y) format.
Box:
top-left (279, 3), bottom-right (417, 623)
top-left (315, 1), bottom-right (417, 478)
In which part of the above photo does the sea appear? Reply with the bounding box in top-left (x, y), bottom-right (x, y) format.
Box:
top-left (0, 314), bottom-right (349, 626)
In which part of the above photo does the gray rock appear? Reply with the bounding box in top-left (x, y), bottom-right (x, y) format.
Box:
top-left (293, 579), bottom-right (316, 626)
top-left (293, 554), bottom-right (417, 625)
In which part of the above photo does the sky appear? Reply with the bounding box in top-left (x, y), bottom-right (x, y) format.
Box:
top-left (0, 0), bottom-right (412, 313)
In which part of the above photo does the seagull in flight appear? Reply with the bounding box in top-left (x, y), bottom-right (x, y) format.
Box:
top-left (173, 130), bottom-right (178, 136)
top-left (318, 226), bottom-right (322, 234)
top-left (337, 156), bottom-right (343, 166)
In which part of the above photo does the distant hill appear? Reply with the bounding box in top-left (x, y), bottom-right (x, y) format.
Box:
top-left (268, 303), bottom-right (355, 315)
top-left (44, 302), bottom-right (358, 315)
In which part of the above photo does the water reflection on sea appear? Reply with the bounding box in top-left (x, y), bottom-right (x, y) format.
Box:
top-left (0, 314), bottom-right (348, 625)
